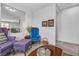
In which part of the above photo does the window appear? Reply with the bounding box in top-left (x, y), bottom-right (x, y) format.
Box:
top-left (1, 23), bottom-right (9, 28)
top-left (0, 19), bottom-right (20, 33)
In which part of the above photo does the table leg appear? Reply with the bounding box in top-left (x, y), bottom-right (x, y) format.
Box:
top-left (13, 48), bottom-right (16, 55)
top-left (30, 42), bottom-right (32, 48)
top-left (24, 52), bottom-right (26, 56)
top-left (29, 44), bottom-right (32, 48)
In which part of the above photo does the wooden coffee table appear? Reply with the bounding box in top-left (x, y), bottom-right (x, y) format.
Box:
top-left (28, 44), bottom-right (63, 56)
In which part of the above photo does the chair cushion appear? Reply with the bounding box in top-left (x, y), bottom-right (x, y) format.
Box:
top-left (13, 39), bottom-right (31, 51)
top-left (0, 41), bottom-right (13, 53)
top-left (0, 33), bottom-right (7, 44)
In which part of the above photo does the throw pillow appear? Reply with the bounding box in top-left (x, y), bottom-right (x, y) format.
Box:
top-left (0, 33), bottom-right (7, 44)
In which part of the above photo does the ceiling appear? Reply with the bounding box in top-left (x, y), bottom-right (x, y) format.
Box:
top-left (1, 3), bottom-right (79, 18)
top-left (1, 4), bottom-right (25, 20)
top-left (5, 3), bottom-right (51, 12)
top-left (56, 3), bottom-right (79, 13)
top-left (5, 3), bottom-right (79, 13)
top-left (1, 3), bottom-right (51, 21)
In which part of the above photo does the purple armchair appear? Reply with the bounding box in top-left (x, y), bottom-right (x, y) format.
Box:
top-left (0, 28), bottom-right (16, 56)
top-left (13, 39), bottom-right (32, 56)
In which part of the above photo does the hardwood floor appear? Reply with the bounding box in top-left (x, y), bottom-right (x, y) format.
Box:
top-left (56, 41), bottom-right (79, 56)
top-left (9, 41), bottom-right (79, 56)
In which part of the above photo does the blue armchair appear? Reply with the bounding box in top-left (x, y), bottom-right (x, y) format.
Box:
top-left (31, 27), bottom-right (41, 43)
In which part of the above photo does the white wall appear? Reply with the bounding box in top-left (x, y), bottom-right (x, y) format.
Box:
top-left (33, 4), bottom-right (56, 45)
top-left (57, 5), bottom-right (79, 44)
top-left (0, 3), bottom-right (1, 19)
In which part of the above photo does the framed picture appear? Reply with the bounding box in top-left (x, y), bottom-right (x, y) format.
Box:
top-left (42, 21), bottom-right (47, 27)
top-left (48, 19), bottom-right (54, 27)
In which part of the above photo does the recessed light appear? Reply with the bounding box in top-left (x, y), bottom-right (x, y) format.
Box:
top-left (9, 8), bottom-right (16, 12)
top-left (5, 6), bottom-right (16, 12)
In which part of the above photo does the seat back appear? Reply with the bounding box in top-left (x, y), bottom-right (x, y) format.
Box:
top-left (31, 27), bottom-right (41, 43)
top-left (31, 27), bottom-right (39, 37)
